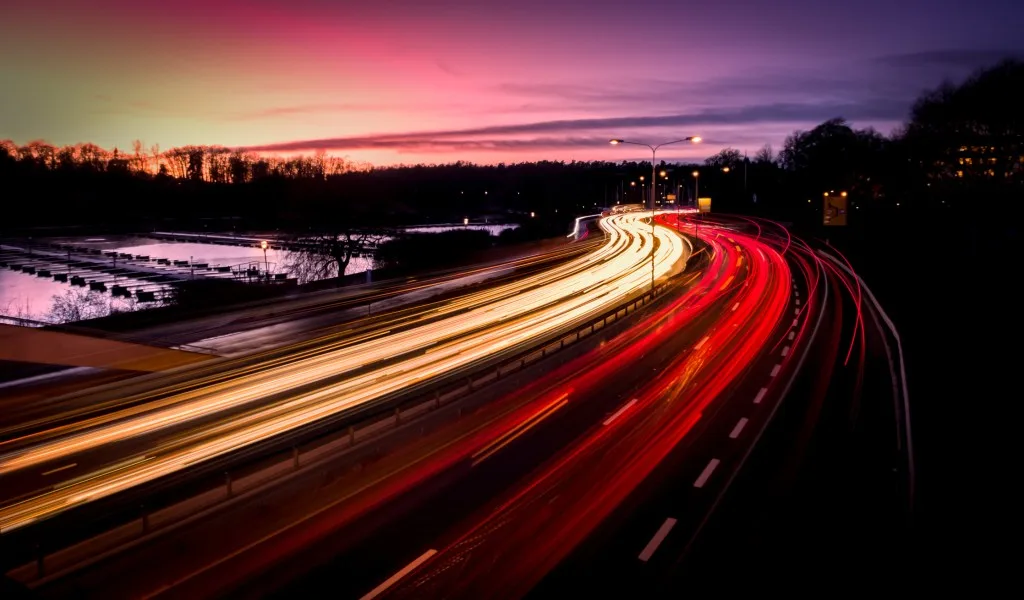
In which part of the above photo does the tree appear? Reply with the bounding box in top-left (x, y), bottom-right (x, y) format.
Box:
top-left (705, 148), bottom-right (743, 169)
top-left (285, 229), bottom-right (389, 284)
top-left (778, 117), bottom-right (888, 198)
top-left (47, 290), bottom-right (110, 323)
top-left (754, 144), bottom-right (775, 165)
top-left (903, 59), bottom-right (1024, 185)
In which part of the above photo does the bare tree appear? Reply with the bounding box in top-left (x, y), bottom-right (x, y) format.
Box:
top-left (285, 229), bottom-right (389, 284)
top-left (754, 143), bottom-right (775, 165)
top-left (131, 140), bottom-right (150, 174)
top-left (165, 147), bottom-right (189, 179)
top-left (47, 290), bottom-right (109, 323)
top-left (704, 147), bottom-right (744, 169)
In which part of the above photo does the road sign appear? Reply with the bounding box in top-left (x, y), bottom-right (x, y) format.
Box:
top-left (698, 197), bottom-right (712, 213)
top-left (666, 194), bottom-right (677, 201)
top-left (823, 195), bottom-right (847, 226)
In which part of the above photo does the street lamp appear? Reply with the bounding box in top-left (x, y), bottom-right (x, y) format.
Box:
top-left (610, 137), bottom-right (701, 212)
top-left (692, 171), bottom-right (701, 238)
top-left (260, 240), bottom-right (269, 279)
top-left (610, 136), bottom-right (702, 293)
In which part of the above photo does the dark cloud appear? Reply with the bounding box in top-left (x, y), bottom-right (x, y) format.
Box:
top-left (875, 49), bottom-right (1023, 69)
top-left (241, 99), bottom-right (905, 153)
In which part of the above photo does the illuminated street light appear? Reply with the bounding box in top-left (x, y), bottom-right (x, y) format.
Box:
top-left (659, 170), bottom-right (667, 177)
top-left (464, 217), bottom-right (469, 225)
top-left (693, 171), bottom-right (700, 210)
top-left (260, 240), bottom-right (269, 278)
top-left (722, 167), bottom-right (730, 173)
top-left (609, 136), bottom-right (701, 293)
top-left (841, 191), bottom-right (848, 197)
top-left (530, 211), bottom-right (535, 218)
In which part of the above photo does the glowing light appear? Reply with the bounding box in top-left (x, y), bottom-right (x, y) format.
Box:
top-left (0, 213), bottom-right (693, 531)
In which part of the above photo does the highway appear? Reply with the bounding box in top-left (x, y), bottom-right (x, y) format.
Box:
top-left (0, 213), bottom-right (689, 534)
top-left (0, 213), bottom-right (911, 599)
top-left (0, 237), bottom-right (599, 425)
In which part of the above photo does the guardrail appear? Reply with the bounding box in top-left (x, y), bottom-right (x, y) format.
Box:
top-left (2, 257), bottom-right (699, 584)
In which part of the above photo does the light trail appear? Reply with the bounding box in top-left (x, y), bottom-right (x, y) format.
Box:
top-left (382, 215), bottom-right (794, 598)
top-left (0, 213), bottom-right (689, 532)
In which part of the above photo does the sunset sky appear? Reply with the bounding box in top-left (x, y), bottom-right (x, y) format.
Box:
top-left (2, 0), bottom-right (1022, 165)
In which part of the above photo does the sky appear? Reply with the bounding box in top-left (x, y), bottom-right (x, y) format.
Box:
top-left (2, 0), bottom-right (1023, 165)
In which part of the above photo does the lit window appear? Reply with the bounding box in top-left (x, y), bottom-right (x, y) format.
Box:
top-left (956, 170), bottom-right (963, 177)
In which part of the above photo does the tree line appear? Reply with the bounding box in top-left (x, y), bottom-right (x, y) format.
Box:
top-left (2, 59), bottom-right (1021, 234)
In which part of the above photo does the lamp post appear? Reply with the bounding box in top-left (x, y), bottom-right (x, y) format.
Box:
top-left (692, 170), bottom-right (701, 238)
top-left (610, 136), bottom-right (702, 294)
top-left (260, 240), bottom-right (269, 279)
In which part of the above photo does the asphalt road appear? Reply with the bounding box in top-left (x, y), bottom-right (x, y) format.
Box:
top-left (2, 214), bottom-right (910, 598)
top-left (0, 214), bottom-right (689, 539)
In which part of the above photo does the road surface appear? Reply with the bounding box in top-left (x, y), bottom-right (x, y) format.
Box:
top-left (1, 214), bottom-right (911, 598)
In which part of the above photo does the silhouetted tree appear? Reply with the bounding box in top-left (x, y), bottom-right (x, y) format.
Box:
top-left (704, 148), bottom-right (744, 169)
top-left (903, 59), bottom-right (1024, 186)
top-left (754, 144), bottom-right (775, 165)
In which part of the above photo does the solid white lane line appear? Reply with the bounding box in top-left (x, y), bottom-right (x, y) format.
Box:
top-left (770, 364), bottom-right (781, 377)
top-left (731, 302), bottom-right (740, 312)
top-left (604, 399), bottom-right (638, 426)
top-left (728, 418), bottom-right (749, 439)
top-left (753, 387), bottom-right (768, 404)
top-left (638, 518), bottom-right (678, 562)
top-left (361, 549), bottom-right (438, 600)
top-left (694, 335), bottom-right (710, 350)
top-left (781, 346), bottom-right (790, 357)
top-left (41, 463), bottom-right (77, 476)
top-left (788, 331), bottom-right (795, 341)
top-left (694, 458), bottom-right (721, 488)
